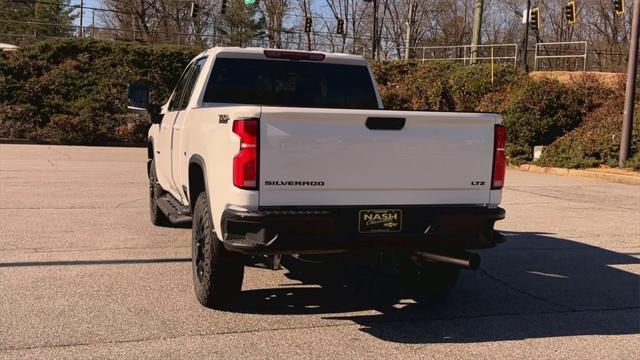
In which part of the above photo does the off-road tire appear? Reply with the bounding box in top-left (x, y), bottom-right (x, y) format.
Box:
top-left (191, 191), bottom-right (244, 309)
top-left (149, 159), bottom-right (171, 226)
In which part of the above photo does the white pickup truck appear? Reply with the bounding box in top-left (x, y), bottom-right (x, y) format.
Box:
top-left (127, 47), bottom-right (506, 309)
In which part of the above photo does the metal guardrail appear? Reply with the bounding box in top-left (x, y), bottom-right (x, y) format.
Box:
top-left (534, 41), bottom-right (588, 71)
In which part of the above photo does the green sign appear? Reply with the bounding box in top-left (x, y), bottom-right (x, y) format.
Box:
top-left (244, 0), bottom-right (256, 5)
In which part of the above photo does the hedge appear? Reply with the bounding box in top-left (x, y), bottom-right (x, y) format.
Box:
top-left (372, 61), bottom-right (636, 167)
top-left (0, 39), bottom-right (199, 143)
top-left (1, 38), bottom-right (638, 169)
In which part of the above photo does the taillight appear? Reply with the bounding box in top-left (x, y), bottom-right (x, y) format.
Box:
top-left (232, 119), bottom-right (259, 190)
top-left (492, 125), bottom-right (507, 189)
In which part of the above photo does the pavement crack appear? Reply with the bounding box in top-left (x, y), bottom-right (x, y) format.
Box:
top-left (1, 306), bottom-right (637, 352)
top-left (47, 146), bottom-right (71, 160)
top-left (46, 159), bottom-right (57, 170)
top-left (114, 197), bottom-right (146, 208)
top-left (0, 246), bottom-right (189, 254)
top-left (505, 188), bottom-right (637, 211)
top-left (480, 268), bottom-right (576, 311)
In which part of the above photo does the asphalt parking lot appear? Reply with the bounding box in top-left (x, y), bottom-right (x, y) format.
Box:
top-left (0, 144), bottom-right (639, 359)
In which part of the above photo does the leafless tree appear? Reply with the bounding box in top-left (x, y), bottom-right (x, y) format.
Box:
top-left (259, 0), bottom-right (290, 48)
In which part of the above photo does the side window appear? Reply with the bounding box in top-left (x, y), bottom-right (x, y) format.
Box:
top-left (178, 57), bottom-right (207, 110)
top-left (168, 64), bottom-right (194, 112)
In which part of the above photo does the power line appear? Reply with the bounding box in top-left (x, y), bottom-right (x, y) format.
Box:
top-left (8, 0), bottom-right (138, 16)
top-left (7, 0), bottom-right (353, 22)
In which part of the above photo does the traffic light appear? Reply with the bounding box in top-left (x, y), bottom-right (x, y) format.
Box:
top-left (304, 17), bottom-right (312, 33)
top-left (190, 2), bottom-right (200, 18)
top-left (336, 19), bottom-right (344, 35)
top-left (613, 0), bottom-right (625, 15)
top-left (564, 1), bottom-right (576, 24)
top-left (530, 7), bottom-right (540, 32)
top-left (221, 0), bottom-right (227, 14)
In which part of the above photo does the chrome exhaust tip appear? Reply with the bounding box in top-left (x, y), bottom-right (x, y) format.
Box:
top-left (417, 250), bottom-right (481, 270)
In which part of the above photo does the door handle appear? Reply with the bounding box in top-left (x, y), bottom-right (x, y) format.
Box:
top-left (365, 117), bottom-right (406, 130)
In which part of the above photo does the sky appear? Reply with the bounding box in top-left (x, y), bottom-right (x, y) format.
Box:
top-left (70, 0), bottom-right (101, 27)
top-left (70, 0), bottom-right (337, 29)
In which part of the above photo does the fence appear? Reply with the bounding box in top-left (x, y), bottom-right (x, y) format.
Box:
top-left (399, 44), bottom-right (519, 68)
top-left (534, 41), bottom-right (588, 72)
top-left (0, 22), bottom-right (631, 73)
top-left (0, 19), bottom-right (370, 55)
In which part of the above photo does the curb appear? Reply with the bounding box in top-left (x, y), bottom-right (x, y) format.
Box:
top-left (0, 138), bottom-right (146, 148)
top-left (510, 164), bottom-right (640, 186)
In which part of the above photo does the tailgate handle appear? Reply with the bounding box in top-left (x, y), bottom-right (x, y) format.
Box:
top-left (366, 117), bottom-right (406, 130)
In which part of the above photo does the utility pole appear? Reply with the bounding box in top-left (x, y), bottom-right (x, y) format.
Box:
top-left (619, 0), bottom-right (640, 168)
top-left (523, 0), bottom-right (531, 72)
top-left (79, 0), bottom-right (84, 37)
top-left (363, 0), bottom-right (378, 59)
top-left (404, 1), bottom-right (413, 60)
top-left (91, 10), bottom-right (95, 39)
top-left (303, 0), bottom-right (312, 51)
top-left (373, 0), bottom-right (378, 60)
top-left (470, 0), bottom-right (484, 64)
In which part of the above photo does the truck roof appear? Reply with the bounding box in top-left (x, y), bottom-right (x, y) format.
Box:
top-left (200, 47), bottom-right (369, 66)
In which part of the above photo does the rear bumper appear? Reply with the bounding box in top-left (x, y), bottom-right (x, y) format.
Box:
top-left (221, 205), bottom-right (505, 255)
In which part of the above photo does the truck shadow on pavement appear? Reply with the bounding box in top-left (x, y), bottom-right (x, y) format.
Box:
top-left (232, 231), bottom-right (640, 343)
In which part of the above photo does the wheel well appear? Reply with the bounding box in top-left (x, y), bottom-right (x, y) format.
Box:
top-left (189, 162), bottom-right (206, 212)
top-left (146, 141), bottom-right (154, 178)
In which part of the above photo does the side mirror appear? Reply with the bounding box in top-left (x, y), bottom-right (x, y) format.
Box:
top-left (127, 82), bottom-right (164, 124)
top-left (127, 82), bottom-right (150, 111)
top-left (148, 104), bottom-right (163, 124)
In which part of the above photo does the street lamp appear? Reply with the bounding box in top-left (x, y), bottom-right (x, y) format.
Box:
top-left (363, 0), bottom-right (378, 60)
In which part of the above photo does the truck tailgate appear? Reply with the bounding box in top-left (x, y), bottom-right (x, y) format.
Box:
top-left (258, 107), bottom-right (498, 206)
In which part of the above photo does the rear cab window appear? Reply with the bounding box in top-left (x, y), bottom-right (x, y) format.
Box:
top-left (202, 58), bottom-right (379, 109)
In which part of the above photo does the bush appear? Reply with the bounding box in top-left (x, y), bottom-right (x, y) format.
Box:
top-left (0, 39), bottom-right (199, 144)
top-left (500, 78), bottom-right (589, 162)
top-left (626, 153), bottom-right (640, 171)
top-left (538, 101), bottom-right (640, 169)
top-left (1, 39), bottom-right (637, 171)
top-left (482, 74), bottom-right (619, 163)
top-left (371, 61), bottom-right (520, 112)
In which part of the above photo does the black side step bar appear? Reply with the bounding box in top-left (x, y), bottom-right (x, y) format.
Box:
top-left (157, 194), bottom-right (192, 224)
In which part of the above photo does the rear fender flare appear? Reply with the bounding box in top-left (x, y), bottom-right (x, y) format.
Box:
top-left (188, 154), bottom-right (209, 206)
top-left (147, 137), bottom-right (155, 178)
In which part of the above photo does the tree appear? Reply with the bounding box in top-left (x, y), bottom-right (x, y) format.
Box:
top-left (216, 0), bottom-right (264, 46)
top-left (0, 0), bottom-right (75, 45)
top-left (259, 0), bottom-right (290, 48)
top-left (34, 0), bottom-right (76, 37)
top-left (324, 0), bottom-right (369, 54)
top-left (101, 0), bottom-right (158, 42)
top-left (101, 1), bottom-right (224, 46)
top-left (296, 0), bottom-right (314, 50)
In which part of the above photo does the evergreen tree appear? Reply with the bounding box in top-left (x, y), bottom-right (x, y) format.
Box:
top-left (0, 0), bottom-right (75, 45)
top-left (34, 0), bottom-right (76, 37)
top-left (216, 0), bottom-right (265, 46)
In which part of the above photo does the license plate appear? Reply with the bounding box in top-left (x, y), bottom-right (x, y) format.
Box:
top-left (358, 209), bottom-right (402, 233)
